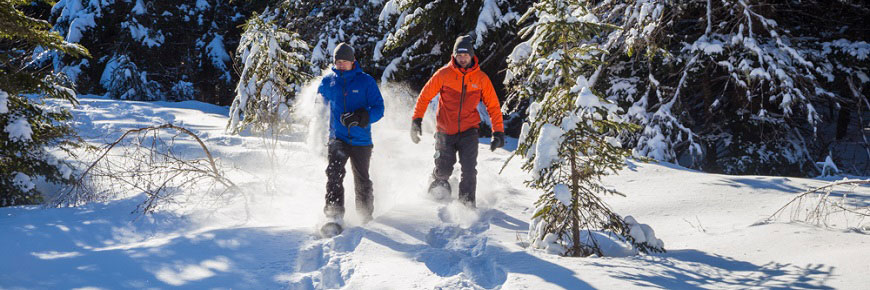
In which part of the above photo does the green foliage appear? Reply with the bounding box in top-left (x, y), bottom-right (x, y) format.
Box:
top-left (507, 0), bottom-right (663, 256)
top-left (0, 93), bottom-right (81, 206)
top-left (274, 0), bottom-right (384, 73)
top-left (1, 0), bottom-right (88, 206)
top-left (226, 11), bottom-right (313, 135)
top-left (0, 0), bottom-right (89, 59)
top-left (49, 0), bottom-right (265, 104)
top-left (100, 54), bottom-right (162, 101)
top-left (379, 0), bottom-right (475, 84)
top-left (378, 0), bottom-right (531, 89)
top-left (594, 0), bottom-right (870, 176)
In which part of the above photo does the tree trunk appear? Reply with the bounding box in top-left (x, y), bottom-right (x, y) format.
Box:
top-left (570, 141), bottom-right (581, 256)
top-left (837, 106), bottom-right (851, 140)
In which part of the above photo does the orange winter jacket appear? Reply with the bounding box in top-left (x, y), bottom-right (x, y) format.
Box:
top-left (412, 56), bottom-right (504, 135)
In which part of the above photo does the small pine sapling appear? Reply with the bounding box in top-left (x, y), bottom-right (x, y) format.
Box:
top-left (505, 0), bottom-right (664, 256)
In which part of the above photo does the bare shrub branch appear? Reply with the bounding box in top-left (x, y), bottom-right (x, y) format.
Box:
top-left (765, 180), bottom-right (870, 230)
top-left (51, 124), bottom-right (240, 216)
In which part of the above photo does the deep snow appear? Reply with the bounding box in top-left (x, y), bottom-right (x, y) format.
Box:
top-left (1, 87), bottom-right (868, 289)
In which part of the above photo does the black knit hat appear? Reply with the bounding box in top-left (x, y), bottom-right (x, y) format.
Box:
top-left (333, 42), bottom-right (355, 62)
top-left (453, 35), bottom-right (474, 57)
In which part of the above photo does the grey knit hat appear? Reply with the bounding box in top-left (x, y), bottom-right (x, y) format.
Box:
top-left (453, 35), bottom-right (474, 57)
top-left (333, 42), bottom-right (355, 62)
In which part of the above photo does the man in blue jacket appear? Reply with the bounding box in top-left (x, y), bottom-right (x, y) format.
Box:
top-left (317, 43), bottom-right (385, 227)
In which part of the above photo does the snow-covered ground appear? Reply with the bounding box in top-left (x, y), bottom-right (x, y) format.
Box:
top-left (1, 89), bottom-right (868, 289)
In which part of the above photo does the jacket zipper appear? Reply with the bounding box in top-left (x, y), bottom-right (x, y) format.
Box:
top-left (458, 72), bottom-right (467, 134)
top-left (341, 71), bottom-right (352, 145)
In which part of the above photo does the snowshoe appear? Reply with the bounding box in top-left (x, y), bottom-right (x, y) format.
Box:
top-left (321, 204), bottom-right (345, 238)
top-left (428, 179), bottom-right (451, 201)
top-left (320, 222), bottom-right (344, 238)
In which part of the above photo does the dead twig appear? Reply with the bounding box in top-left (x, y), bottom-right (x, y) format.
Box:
top-left (52, 123), bottom-right (241, 216)
top-left (766, 180), bottom-right (870, 228)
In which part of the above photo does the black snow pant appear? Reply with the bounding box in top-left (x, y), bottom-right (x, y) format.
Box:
top-left (325, 139), bottom-right (374, 218)
top-left (432, 128), bottom-right (479, 206)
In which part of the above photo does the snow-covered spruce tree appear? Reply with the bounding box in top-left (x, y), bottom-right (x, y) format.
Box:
top-left (590, 0), bottom-right (869, 175)
top-left (264, 0), bottom-right (385, 74)
top-left (303, 0), bottom-right (382, 73)
top-left (99, 54), bottom-right (161, 100)
top-left (377, 0), bottom-right (530, 86)
top-left (226, 11), bottom-right (312, 135)
top-left (48, 0), bottom-right (266, 104)
top-left (505, 0), bottom-right (664, 256)
top-left (1, 0), bottom-right (89, 206)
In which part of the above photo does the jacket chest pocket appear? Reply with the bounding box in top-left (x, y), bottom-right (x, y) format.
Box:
top-left (346, 85), bottom-right (365, 110)
top-left (465, 87), bottom-right (482, 103)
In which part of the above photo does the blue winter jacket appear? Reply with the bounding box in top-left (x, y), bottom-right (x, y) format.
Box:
top-left (317, 62), bottom-right (385, 146)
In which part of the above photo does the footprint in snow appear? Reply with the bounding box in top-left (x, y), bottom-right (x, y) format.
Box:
top-left (289, 227), bottom-right (364, 289)
top-left (418, 224), bottom-right (506, 288)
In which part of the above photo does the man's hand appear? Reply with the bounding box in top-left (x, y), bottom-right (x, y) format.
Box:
top-left (490, 131), bottom-right (505, 151)
top-left (410, 118), bottom-right (423, 144)
top-left (341, 108), bottom-right (370, 127)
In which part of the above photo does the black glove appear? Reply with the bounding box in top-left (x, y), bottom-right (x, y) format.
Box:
top-left (340, 108), bottom-right (370, 127)
top-left (490, 131), bottom-right (505, 151)
top-left (410, 118), bottom-right (422, 144)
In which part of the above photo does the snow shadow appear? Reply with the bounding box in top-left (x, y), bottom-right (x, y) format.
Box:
top-left (493, 250), bottom-right (595, 289)
top-left (805, 189), bottom-right (870, 208)
top-left (624, 160), bottom-right (701, 173)
top-left (0, 202), bottom-right (312, 289)
top-left (845, 192), bottom-right (870, 208)
top-left (366, 208), bottom-right (589, 289)
top-left (713, 177), bottom-right (804, 193)
top-left (593, 249), bottom-right (834, 289)
top-left (714, 177), bottom-right (870, 208)
top-left (363, 226), bottom-right (592, 289)
top-left (486, 210), bottom-right (529, 231)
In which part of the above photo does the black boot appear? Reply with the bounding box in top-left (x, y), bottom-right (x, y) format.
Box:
top-left (324, 204), bottom-right (345, 220)
top-left (356, 186), bottom-right (374, 223)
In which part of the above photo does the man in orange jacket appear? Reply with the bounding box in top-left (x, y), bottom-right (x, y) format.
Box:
top-left (410, 35), bottom-right (505, 208)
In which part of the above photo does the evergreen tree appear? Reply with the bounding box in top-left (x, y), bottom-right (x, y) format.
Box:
top-left (377, 0), bottom-right (531, 89)
top-left (1, 0), bottom-right (89, 206)
top-left (292, 0), bottom-right (384, 74)
top-left (99, 54), bottom-right (162, 100)
top-left (226, 11), bottom-right (312, 135)
top-left (47, 0), bottom-right (266, 104)
top-left (250, 0), bottom-right (384, 73)
top-left (591, 0), bottom-right (870, 176)
top-left (505, 0), bottom-right (663, 256)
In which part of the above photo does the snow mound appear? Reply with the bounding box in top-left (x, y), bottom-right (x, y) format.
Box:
top-left (625, 215), bottom-right (664, 250)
